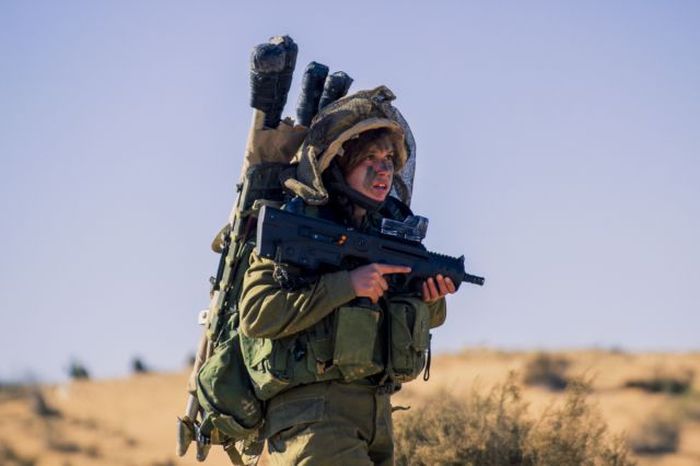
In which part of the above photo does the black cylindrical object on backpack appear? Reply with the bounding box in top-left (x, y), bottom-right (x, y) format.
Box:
top-left (249, 35), bottom-right (298, 128)
top-left (317, 71), bottom-right (353, 111)
top-left (296, 61), bottom-right (329, 127)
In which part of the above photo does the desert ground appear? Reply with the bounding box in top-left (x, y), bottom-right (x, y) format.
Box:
top-left (1, 349), bottom-right (699, 466)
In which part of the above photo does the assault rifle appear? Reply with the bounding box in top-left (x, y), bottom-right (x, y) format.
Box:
top-left (256, 206), bottom-right (485, 290)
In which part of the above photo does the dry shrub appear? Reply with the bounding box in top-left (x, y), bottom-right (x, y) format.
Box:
top-left (523, 353), bottom-right (569, 391)
top-left (394, 374), bottom-right (634, 466)
top-left (628, 412), bottom-right (681, 455)
top-left (0, 441), bottom-right (36, 466)
top-left (131, 356), bottom-right (150, 374)
top-left (679, 391), bottom-right (700, 421)
top-left (0, 381), bottom-right (29, 402)
top-left (67, 360), bottom-right (90, 380)
top-left (31, 389), bottom-right (60, 418)
top-left (526, 380), bottom-right (632, 465)
top-left (624, 368), bottom-right (694, 395)
top-left (394, 376), bottom-right (530, 465)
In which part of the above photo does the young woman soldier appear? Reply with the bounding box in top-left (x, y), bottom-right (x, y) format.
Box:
top-left (238, 89), bottom-right (456, 466)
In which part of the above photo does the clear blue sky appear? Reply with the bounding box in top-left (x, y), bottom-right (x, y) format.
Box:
top-left (1, 1), bottom-right (699, 382)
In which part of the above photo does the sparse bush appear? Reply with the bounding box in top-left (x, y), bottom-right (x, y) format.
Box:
top-left (624, 368), bottom-right (694, 395)
top-left (526, 380), bottom-right (632, 465)
top-left (46, 439), bottom-right (81, 454)
top-left (679, 391), bottom-right (700, 421)
top-left (629, 412), bottom-right (681, 455)
top-left (0, 441), bottom-right (36, 466)
top-left (0, 381), bottom-right (29, 402)
top-left (523, 352), bottom-right (570, 391)
top-left (31, 389), bottom-right (60, 418)
top-left (394, 376), bottom-right (531, 465)
top-left (67, 361), bottom-right (90, 380)
top-left (131, 356), bottom-right (150, 374)
top-left (394, 374), bottom-right (634, 466)
top-left (83, 445), bottom-right (101, 458)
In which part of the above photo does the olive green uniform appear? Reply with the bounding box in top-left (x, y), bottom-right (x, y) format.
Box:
top-left (239, 246), bottom-right (446, 465)
top-left (237, 85), bottom-right (445, 465)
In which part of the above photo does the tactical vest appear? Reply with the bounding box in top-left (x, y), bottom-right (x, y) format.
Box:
top-left (238, 200), bottom-right (433, 401)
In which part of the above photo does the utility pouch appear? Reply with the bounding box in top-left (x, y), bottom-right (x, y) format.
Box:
top-left (240, 316), bottom-right (341, 401)
top-left (196, 312), bottom-right (263, 440)
top-left (388, 296), bottom-right (431, 383)
top-left (239, 333), bottom-right (291, 401)
top-left (333, 304), bottom-right (383, 382)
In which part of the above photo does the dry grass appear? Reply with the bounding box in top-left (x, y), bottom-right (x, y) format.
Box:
top-left (394, 374), bottom-right (634, 466)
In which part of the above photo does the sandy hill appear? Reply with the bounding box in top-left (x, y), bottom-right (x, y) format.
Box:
top-left (2, 350), bottom-right (700, 466)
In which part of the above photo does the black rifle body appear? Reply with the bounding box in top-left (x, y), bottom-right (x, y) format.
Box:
top-left (256, 206), bottom-right (485, 292)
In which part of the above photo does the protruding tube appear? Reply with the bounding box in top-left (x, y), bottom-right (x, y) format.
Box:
top-left (296, 61), bottom-right (329, 127)
top-left (249, 35), bottom-right (298, 128)
top-left (318, 71), bottom-right (353, 111)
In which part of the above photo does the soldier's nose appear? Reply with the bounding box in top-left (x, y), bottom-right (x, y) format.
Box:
top-left (375, 160), bottom-right (392, 174)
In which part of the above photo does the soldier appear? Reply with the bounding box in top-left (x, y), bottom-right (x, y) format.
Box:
top-left (237, 87), bottom-right (457, 465)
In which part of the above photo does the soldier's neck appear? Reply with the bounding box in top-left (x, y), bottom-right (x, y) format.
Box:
top-left (351, 206), bottom-right (366, 228)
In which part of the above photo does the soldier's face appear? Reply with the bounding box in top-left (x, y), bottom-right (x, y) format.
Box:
top-left (344, 142), bottom-right (395, 202)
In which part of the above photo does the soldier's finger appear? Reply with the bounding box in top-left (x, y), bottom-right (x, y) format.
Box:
top-left (427, 277), bottom-right (439, 299)
top-left (375, 264), bottom-right (412, 275)
top-left (436, 275), bottom-right (449, 296)
top-left (445, 277), bottom-right (457, 293)
top-left (377, 276), bottom-right (389, 291)
top-left (422, 281), bottom-right (431, 302)
top-left (374, 281), bottom-right (385, 297)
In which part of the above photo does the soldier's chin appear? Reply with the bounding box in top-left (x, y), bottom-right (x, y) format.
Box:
top-left (366, 187), bottom-right (390, 202)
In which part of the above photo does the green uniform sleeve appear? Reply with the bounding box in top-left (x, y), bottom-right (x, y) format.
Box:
top-left (239, 251), bottom-right (357, 339)
top-left (427, 297), bottom-right (447, 328)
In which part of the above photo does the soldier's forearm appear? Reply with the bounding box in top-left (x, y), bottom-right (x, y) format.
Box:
top-left (239, 253), bottom-right (356, 339)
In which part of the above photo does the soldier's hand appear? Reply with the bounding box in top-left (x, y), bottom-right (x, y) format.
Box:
top-left (349, 263), bottom-right (411, 304)
top-left (422, 274), bottom-right (456, 303)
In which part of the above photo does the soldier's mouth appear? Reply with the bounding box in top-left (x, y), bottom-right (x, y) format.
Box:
top-left (372, 182), bottom-right (388, 192)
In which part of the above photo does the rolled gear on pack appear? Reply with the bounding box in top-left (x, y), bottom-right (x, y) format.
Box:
top-left (176, 34), bottom-right (355, 465)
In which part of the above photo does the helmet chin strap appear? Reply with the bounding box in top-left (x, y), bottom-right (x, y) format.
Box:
top-left (324, 162), bottom-right (385, 214)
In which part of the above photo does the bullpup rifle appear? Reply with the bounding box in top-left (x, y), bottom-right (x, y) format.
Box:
top-left (256, 205), bottom-right (485, 290)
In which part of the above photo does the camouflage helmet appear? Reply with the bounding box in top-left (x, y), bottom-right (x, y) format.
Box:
top-left (284, 85), bottom-right (416, 206)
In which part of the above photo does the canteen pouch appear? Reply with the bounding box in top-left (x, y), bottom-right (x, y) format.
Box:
top-left (388, 296), bottom-right (431, 383)
top-left (333, 304), bottom-right (383, 381)
top-left (239, 333), bottom-right (291, 401)
top-left (196, 312), bottom-right (263, 440)
top-left (240, 315), bottom-right (342, 401)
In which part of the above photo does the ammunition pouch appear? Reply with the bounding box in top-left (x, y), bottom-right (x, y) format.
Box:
top-left (333, 304), bottom-right (383, 382)
top-left (240, 302), bottom-right (387, 400)
top-left (387, 296), bottom-right (431, 383)
top-left (240, 315), bottom-right (342, 400)
top-left (241, 296), bottom-right (435, 398)
top-left (197, 311), bottom-right (263, 441)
